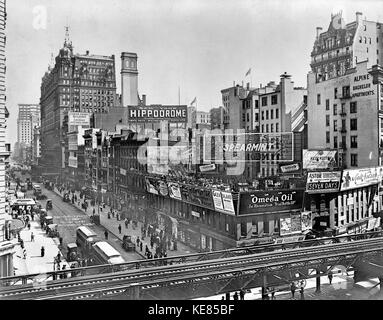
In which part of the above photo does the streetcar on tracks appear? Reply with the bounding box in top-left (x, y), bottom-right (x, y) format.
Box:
top-left (76, 226), bottom-right (99, 255)
top-left (90, 241), bottom-right (125, 266)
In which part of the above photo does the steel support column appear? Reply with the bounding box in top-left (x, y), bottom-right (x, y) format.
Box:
top-left (316, 269), bottom-right (321, 292)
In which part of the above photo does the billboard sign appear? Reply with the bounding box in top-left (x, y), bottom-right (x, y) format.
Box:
top-left (306, 171), bottom-right (342, 193)
top-left (203, 132), bottom-right (294, 163)
top-left (128, 105), bottom-right (187, 123)
top-left (340, 166), bottom-right (381, 191)
top-left (302, 150), bottom-right (337, 170)
top-left (200, 164), bottom-right (216, 172)
top-left (280, 212), bottom-right (302, 236)
top-left (68, 112), bottom-right (91, 126)
top-left (212, 190), bottom-right (235, 215)
top-left (145, 177), bottom-right (159, 195)
top-left (279, 162), bottom-right (301, 174)
top-left (212, 190), bottom-right (224, 211)
top-left (238, 190), bottom-right (304, 215)
top-left (168, 182), bottom-right (182, 200)
top-left (180, 185), bottom-right (215, 210)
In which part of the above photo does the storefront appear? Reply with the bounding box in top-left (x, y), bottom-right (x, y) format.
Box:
top-left (236, 189), bottom-right (306, 245)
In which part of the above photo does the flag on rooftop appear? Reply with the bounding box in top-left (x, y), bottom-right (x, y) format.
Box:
top-left (190, 97), bottom-right (197, 106)
top-left (245, 68), bottom-right (251, 76)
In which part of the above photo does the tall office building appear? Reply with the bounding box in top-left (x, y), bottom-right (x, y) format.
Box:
top-left (0, 0), bottom-right (15, 277)
top-left (39, 29), bottom-right (117, 179)
top-left (17, 104), bottom-right (40, 145)
top-left (307, 12), bottom-right (383, 168)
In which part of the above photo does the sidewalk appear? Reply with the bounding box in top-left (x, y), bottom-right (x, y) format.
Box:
top-left (53, 187), bottom-right (195, 259)
top-left (13, 219), bottom-right (70, 279)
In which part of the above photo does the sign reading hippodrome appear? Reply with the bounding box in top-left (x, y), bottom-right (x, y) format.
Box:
top-left (128, 105), bottom-right (187, 123)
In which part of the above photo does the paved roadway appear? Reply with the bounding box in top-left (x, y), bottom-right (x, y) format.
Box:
top-left (23, 185), bottom-right (143, 263)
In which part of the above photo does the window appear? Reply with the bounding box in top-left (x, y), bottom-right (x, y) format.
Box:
top-left (334, 88), bottom-right (338, 99)
top-left (262, 97), bottom-right (268, 106)
top-left (271, 110), bottom-right (274, 119)
top-left (266, 110), bottom-right (269, 120)
top-left (271, 95), bottom-right (278, 105)
top-left (326, 99), bottom-right (330, 110)
top-left (276, 123), bottom-right (279, 132)
top-left (261, 111), bottom-right (264, 120)
top-left (271, 124), bottom-right (274, 132)
top-left (351, 136), bottom-right (358, 148)
top-left (333, 104), bottom-right (337, 115)
top-left (334, 136), bottom-right (338, 149)
top-left (334, 120), bottom-right (338, 131)
top-left (276, 109), bottom-right (279, 119)
top-left (266, 124), bottom-right (269, 132)
top-left (246, 113), bottom-right (249, 122)
top-left (317, 94), bottom-right (321, 105)
top-left (326, 131), bottom-right (330, 143)
top-left (326, 115), bottom-right (330, 126)
top-left (350, 118), bottom-right (357, 130)
top-left (261, 124), bottom-right (264, 132)
top-left (350, 102), bottom-right (357, 113)
top-left (351, 154), bottom-right (358, 167)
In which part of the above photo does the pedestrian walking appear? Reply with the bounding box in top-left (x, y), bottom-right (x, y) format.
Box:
top-left (290, 282), bottom-right (296, 299)
top-left (233, 292), bottom-right (239, 300)
top-left (56, 251), bottom-right (61, 263)
top-left (125, 218), bottom-right (129, 228)
top-left (23, 248), bottom-right (27, 259)
top-left (30, 232), bottom-right (34, 242)
top-left (136, 237), bottom-right (140, 246)
top-left (118, 224), bottom-right (122, 234)
top-left (41, 246), bottom-right (45, 257)
top-left (27, 222), bottom-right (31, 230)
top-left (328, 270), bottom-right (333, 284)
top-left (271, 291), bottom-right (276, 300)
top-left (104, 230), bottom-right (109, 240)
top-left (140, 242), bottom-right (143, 252)
top-left (31, 213), bottom-right (34, 221)
top-left (150, 239), bottom-right (154, 249)
top-left (239, 289), bottom-right (245, 300)
top-left (300, 287), bottom-right (304, 300)
top-left (225, 292), bottom-right (230, 300)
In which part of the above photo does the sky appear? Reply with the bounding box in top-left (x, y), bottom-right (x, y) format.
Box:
top-left (5, 0), bottom-right (383, 145)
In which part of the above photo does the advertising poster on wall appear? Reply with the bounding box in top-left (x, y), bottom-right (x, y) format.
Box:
top-left (302, 150), bottom-right (337, 170)
top-left (340, 166), bottom-right (381, 191)
top-left (301, 211), bottom-right (312, 231)
top-left (306, 171), bottom-right (342, 193)
top-left (280, 217), bottom-right (292, 236)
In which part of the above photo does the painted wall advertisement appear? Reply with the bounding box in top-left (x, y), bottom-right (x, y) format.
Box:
top-left (238, 190), bottom-right (304, 215)
top-left (68, 112), bottom-right (91, 126)
top-left (340, 166), bottom-right (383, 191)
top-left (181, 186), bottom-right (215, 210)
top-left (306, 171), bottom-right (342, 193)
top-left (145, 178), bottom-right (158, 195)
top-left (302, 150), bottom-right (337, 170)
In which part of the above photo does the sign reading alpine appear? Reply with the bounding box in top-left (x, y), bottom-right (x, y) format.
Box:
top-left (306, 171), bottom-right (341, 193)
top-left (238, 190), bottom-right (304, 215)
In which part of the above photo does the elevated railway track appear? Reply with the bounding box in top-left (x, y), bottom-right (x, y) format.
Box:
top-left (2, 230), bottom-right (382, 287)
top-left (1, 237), bottom-right (383, 300)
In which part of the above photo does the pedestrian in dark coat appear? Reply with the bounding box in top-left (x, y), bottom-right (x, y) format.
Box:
top-left (104, 230), bottom-right (109, 240)
top-left (239, 289), bottom-right (245, 300)
top-left (233, 292), bottom-right (239, 300)
top-left (140, 242), bottom-right (143, 252)
top-left (290, 282), bottom-right (296, 299)
top-left (41, 246), bottom-right (45, 257)
top-left (118, 224), bottom-right (122, 234)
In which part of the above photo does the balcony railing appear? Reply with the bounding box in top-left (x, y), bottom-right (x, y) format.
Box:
top-left (341, 127), bottom-right (347, 133)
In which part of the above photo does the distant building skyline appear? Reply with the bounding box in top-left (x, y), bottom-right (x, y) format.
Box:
top-left (5, 0), bottom-right (383, 146)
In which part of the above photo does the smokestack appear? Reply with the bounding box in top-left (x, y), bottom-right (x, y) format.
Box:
top-left (356, 12), bottom-right (363, 24)
top-left (246, 82), bottom-right (250, 90)
top-left (316, 27), bottom-right (323, 40)
top-left (142, 94), bottom-right (146, 106)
